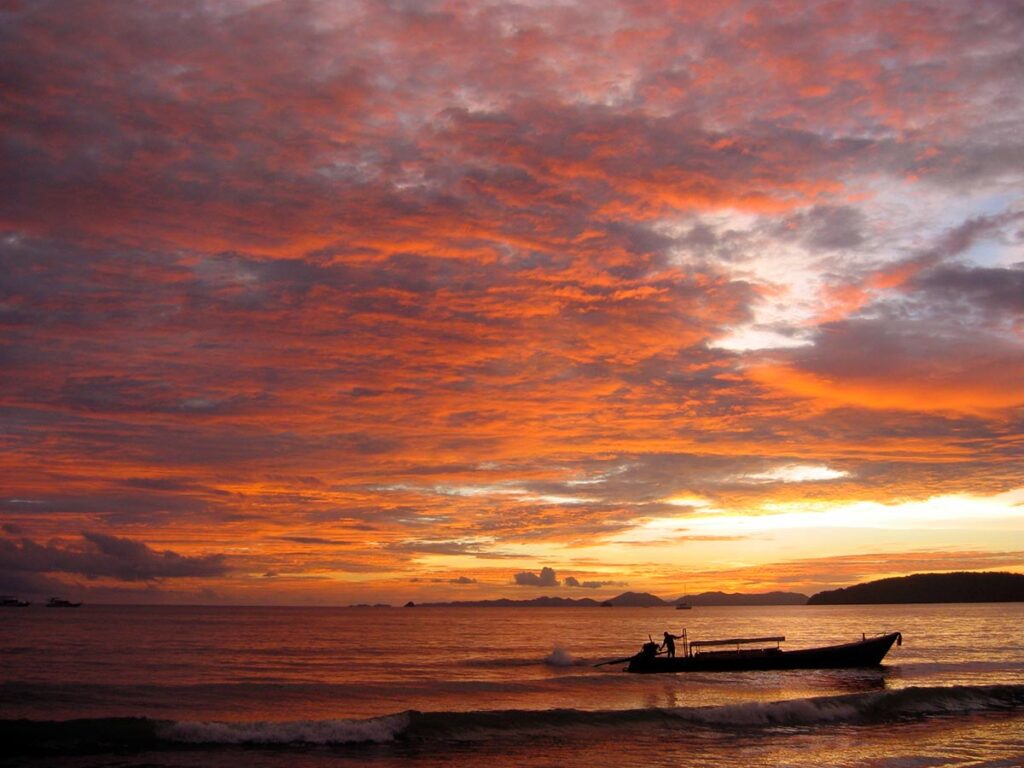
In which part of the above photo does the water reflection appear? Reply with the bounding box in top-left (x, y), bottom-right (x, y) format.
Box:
top-left (810, 668), bottom-right (889, 693)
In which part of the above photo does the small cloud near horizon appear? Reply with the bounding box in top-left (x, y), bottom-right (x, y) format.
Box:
top-left (513, 567), bottom-right (560, 587)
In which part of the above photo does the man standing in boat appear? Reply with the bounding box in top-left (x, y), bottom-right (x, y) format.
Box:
top-left (660, 631), bottom-right (683, 658)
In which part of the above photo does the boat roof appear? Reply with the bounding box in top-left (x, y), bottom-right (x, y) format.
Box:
top-left (690, 635), bottom-right (785, 647)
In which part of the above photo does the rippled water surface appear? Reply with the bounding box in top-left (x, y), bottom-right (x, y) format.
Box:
top-left (2, 602), bottom-right (1022, 767)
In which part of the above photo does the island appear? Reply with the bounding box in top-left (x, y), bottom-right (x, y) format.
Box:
top-left (403, 590), bottom-right (809, 608)
top-left (808, 571), bottom-right (1024, 605)
top-left (402, 572), bottom-right (1024, 608)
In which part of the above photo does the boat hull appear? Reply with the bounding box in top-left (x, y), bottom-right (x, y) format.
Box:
top-left (627, 632), bottom-right (901, 673)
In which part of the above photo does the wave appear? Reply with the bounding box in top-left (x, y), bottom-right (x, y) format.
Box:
top-left (544, 645), bottom-right (586, 667)
top-left (5, 684), bottom-right (1024, 754)
top-left (448, 647), bottom-right (589, 668)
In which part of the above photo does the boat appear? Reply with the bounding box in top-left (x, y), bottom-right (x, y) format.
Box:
top-left (46, 597), bottom-right (82, 608)
top-left (612, 630), bottom-right (901, 673)
top-left (675, 584), bottom-right (693, 609)
top-left (0, 596), bottom-right (30, 607)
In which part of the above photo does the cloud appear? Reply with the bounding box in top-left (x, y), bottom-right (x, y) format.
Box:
top-left (738, 464), bottom-right (849, 484)
top-left (409, 575), bottom-right (478, 584)
top-left (275, 536), bottom-right (346, 545)
top-left (564, 576), bottom-right (622, 589)
top-left (386, 539), bottom-right (502, 556)
top-left (707, 549), bottom-right (1024, 594)
top-left (0, 0), bottom-right (1021, 602)
top-left (0, 532), bottom-right (229, 582)
top-left (781, 205), bottom-right (867, 251)
top-left (513, 567), bottom-right (560, 587)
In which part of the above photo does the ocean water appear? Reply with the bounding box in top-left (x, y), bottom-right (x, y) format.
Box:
top-left (2, 603), bottom-right (1023, 767)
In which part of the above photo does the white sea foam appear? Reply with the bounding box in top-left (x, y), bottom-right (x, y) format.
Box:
top-left (681, 696), bottom-right (862, 726)
top-left (545, 645), bottom-right (581, 666)
top-left (50, 684), bottom-right (1024, 751)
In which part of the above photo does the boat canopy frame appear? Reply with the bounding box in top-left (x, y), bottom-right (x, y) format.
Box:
top-left (686, 634), bottom-right (784, 657)
top-left (689, 635), bottom-right (785, 648)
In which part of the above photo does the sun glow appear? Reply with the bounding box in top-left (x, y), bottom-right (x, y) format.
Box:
top-left (681, 489), bottom-right (1024, 535)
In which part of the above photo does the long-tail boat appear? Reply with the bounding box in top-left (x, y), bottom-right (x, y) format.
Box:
top-left (601, 630), bottom-right (902, 673)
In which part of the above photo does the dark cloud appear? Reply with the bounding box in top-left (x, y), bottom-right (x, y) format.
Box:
top-left (911, 264), bottom-right (1024, 318)
top-left (564, 576), bottom-right (621, 589)
top-left (513, 566), bottom-right (559, 587)
top-left (783, 205), bottom-right (867, 250)
top-left (385, 538), bottom-right (531, 559)
top-left (386, 540), bottom-right (492, 556)
top-left (0, 532), bottom-right (229, 582)
top-left (0, 492), bottom-right (217, 526)
top-left (409, 575), bottom-right (477, 584)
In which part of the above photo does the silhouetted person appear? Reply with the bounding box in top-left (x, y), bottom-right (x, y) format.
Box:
top-left (661, 631), bottom-right (683, 658)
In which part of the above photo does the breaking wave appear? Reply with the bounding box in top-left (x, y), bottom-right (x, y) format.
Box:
top-left (544, 645), bottom-right (585, 667)
top-left (5, 684), bottom-right (1024, 754)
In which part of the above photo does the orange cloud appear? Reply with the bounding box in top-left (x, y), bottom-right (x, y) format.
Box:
top-left (1, 0), bottom-right (1022, 603)
top-left (750, 358), bottom-right (1024, 415)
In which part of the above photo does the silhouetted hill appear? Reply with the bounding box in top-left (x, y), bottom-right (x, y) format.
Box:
top-left (808, 571), bottom-right (1024, 605)
top-left (678, 591), bottom-right (808, 606)
top-left (606, 591), bottom-right (666, 607)
top-left (406, 590), bottom-right (809, 608)
top-left (413, 593), bottom-right (664, 608)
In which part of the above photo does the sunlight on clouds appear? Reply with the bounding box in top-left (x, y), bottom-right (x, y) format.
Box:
top-left (665, 495), bottom-right (713, 508)
top-left (613, 514), bottom-right (712, 544)
top-left (4, 0), bottom-right (1023, 603)
top-left (432, 484), bottom-right (522, 498)
top-left (738, 464), bottom-right (849, 483)
top-left (710, 327), bottom-right (815, 352)
top-left (431, 484), bottom-right (594, 505)
top-left (612, 489), bottom-right (1024, 549)
top-left (684, 488), bottom-right (1024, 535)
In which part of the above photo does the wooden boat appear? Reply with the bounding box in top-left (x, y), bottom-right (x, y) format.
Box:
top-left (621, 631), bottom-right (902, 673)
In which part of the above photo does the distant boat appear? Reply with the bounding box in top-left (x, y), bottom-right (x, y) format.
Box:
top-left (46, 597), bottom-right (82, 608)
top-left (676, 584), bottom-right (692, 609)
top-left (599, 631), bottom-right (902, 673)
top-left (0, 596), bottom-right (30, 607)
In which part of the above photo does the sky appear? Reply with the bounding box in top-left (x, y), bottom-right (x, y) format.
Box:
top-left (1, 0), bottom-right (1023, 605)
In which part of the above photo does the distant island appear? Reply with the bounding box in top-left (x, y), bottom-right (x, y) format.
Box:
top-left (401, 590), bottom-right (808, 608)
top-left (388, 572), bottom-right (1024, 609)
top-left (808, 571), bottom-right (1024, 605)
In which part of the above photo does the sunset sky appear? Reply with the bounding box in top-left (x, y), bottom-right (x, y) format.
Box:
top-left (2, 0), bottom-right (1022, 605)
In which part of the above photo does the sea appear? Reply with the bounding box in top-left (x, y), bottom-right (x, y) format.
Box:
top-left (2, 603), bottom-right (1023, 767)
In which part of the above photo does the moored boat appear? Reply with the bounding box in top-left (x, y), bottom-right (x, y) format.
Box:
top-left (0, 596), bottom-right (30, 607)
top-left (620, 631), bottom-right (902, 673)
top-left (46, 597), bottom-right (82, 608)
